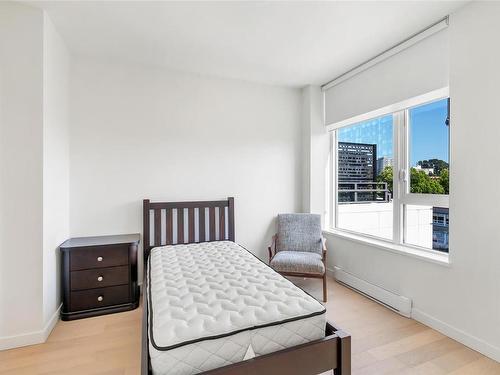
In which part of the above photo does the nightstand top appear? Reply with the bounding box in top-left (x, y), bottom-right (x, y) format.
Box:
top-left (60, 233), bottom-right (140, 249)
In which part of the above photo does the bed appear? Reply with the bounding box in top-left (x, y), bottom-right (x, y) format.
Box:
top-left (142, 197), bottom-right (351, 375)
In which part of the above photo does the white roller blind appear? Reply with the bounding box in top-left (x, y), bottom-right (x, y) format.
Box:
top-left (324, 26), bottom-right (449, 127)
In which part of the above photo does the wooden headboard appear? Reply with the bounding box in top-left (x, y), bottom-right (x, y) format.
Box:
top-left (142, 197), bottom-right (234, 262)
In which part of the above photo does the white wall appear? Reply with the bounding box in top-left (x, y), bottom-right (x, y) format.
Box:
top-left (0, 2), bottom-right (44, 345)
top-left (42, 14), bottom-right (70, 326)
top-left (446, 0), bottom-right (500, 356)
top-left (301, 89), bottom-right (312, 212)
top-left (70, 58), bottom-right (302, 272)
top-left (311, 1), bottom-right (500, 362)
top-left (302, 85), bottom-right (329, 224)
top-left (0, 4), bottom-right (70, 349)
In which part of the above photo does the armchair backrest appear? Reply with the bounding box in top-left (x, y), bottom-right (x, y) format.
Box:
top-left (276, 213), bottom-right (322, 254)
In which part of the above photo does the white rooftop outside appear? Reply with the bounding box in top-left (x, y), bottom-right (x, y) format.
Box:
top-left (338, 202), bottom-right (433, 249)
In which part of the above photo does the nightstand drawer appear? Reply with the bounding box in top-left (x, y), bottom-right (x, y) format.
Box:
top-left (71, 266), bottom-right (129, 291)
top-left (70, 285), bottom-right (130, 311)
top-left (70, 244), bottom-right (128, 271)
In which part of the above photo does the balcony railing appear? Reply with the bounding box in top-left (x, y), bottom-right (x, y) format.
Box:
top-left (338, 181), bottom-right (391, 203)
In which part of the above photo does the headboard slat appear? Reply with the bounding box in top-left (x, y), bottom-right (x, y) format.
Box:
top-left (177, 208), bottom-right (184, 244)
top-left (143, 197), bottom-right (235, 262)
top-left (154, 209), bottom-right (161, 246)
top-left (209, 207), bottom-right (216, 241)
top-left (219, 205), bottom-right (226, 240)
top-left (166, 209), bottom-right (173, 245)
top-left (228, 197), bottom-right (235, 242)
top-left (188, 208), bottom-right (195, 243)
top-left (199, 208), bottom-right (206, 242)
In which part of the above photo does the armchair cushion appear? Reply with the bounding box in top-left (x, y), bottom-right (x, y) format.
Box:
top-left (270, 251), bottom-right (325, 275)
top-left (276, 213), bottom-right (322, 254)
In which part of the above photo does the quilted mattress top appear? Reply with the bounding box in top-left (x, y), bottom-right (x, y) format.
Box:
top-left (148, 241), bottom-right (325, 350)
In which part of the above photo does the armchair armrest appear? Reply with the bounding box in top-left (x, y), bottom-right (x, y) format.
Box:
top-left (268, 233), bottom-right (278, 262)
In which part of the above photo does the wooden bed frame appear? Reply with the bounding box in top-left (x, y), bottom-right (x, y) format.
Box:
top-left (141, 197), bottom-right (351, 375)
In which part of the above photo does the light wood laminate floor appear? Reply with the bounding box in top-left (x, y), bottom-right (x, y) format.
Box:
top-left (1, 277), bottom-right (499, 374)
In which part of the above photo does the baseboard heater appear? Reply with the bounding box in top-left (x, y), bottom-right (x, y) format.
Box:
top-left (333, 266), bottom-right (412, 318)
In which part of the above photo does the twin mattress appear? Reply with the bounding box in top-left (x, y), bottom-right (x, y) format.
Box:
top-left (147, 241), bottom-right (326, 375)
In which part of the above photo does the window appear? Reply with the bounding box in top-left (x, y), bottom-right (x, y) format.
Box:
top-left (332, 93), bottom-right (450, 254)
top-left (336, 115), bottom-right (394, 240)
top-left (408, 100), bottom-right (449, 195)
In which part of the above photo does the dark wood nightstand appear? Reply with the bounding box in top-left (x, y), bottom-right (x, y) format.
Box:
top-left (60, 234), bottom-right (140, 321)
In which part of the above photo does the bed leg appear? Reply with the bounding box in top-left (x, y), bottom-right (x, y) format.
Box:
top-left (141, 282), bottom-right (151, 375)
top-left (334, 330), bottom-right (351, 375)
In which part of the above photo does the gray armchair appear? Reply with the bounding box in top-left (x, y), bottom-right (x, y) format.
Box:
top-left (268, 213), bottom-right (328, 302)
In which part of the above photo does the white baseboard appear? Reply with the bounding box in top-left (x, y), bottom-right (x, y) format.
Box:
top-left (42, 303), bottom-right (62, 342)
top-left (0, 304), bottom-right (61, 351)
top-left (332, 266), bottom-right (412, 317)
top-left (412, 308), bottom-right (500, 363)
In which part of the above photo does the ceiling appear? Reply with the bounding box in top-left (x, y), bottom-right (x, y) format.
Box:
top-left (30, 1), bottom-right (467, 87)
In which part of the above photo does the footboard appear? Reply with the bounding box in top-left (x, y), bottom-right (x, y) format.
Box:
top-left (203, 322), bottom-right (351, 375)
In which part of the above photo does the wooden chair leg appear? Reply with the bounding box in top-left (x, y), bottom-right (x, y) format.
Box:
top-left (322, 273), bottom-right (327, 302)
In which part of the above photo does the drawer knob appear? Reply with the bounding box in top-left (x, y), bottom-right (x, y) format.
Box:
top-left (97, 276), bottom-right (103, 282)
top-left (97, 256), bottom-right (103, 262)
top-left (97, 296), bottom-right (104, 302)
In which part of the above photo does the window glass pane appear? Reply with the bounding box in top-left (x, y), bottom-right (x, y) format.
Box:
top-left (408, 98), bottom-right (450, 194)
top-left (404, 205), bottom-right (449, 252)
top-left (337, 115), bottom-right (393, 240)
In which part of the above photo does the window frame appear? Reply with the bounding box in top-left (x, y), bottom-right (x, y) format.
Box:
top-left (329, 88), bottom-right (450, 257)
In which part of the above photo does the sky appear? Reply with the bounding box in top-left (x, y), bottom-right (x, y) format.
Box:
top-left (338, 98), bottom-right (449, 166)
top-left (409, 98), bottom-right (449, 165)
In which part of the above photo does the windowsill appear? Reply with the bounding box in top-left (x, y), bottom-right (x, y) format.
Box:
top-left (323, 228), bottom-right (451, 267)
